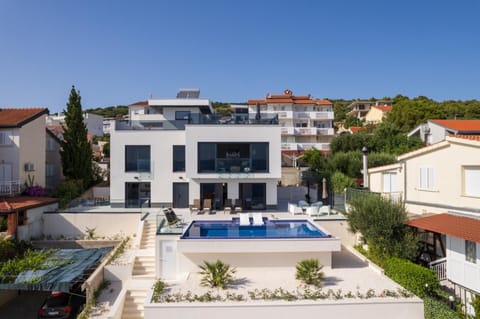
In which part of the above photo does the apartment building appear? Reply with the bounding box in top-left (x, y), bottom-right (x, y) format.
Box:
top-left (47, 112), bottom-right (104, 136)
top-left (347, 100), bottom-right (393, 121)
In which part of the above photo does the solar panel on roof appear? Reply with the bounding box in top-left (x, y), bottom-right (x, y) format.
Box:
top-left (176, 89), bottom-right (200, 99)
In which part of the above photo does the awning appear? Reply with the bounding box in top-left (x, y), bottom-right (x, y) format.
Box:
top-left (408, 213), bottom-right (480, 243)
top-left (0, 247), bottom-right (112, 292)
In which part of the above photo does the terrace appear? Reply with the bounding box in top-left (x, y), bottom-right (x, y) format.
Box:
top-left (115, 113), bottom-right (279, 131)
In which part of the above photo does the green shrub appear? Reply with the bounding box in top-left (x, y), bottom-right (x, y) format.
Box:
top-left (152, 279), bottom-right (165, 302)
top-left (383, 257), bottom-right (439, 298)
top-left (471, 293), bottom-right (480, 319)
top-left (198, 260), bottom-right (236, 289)
top-left (295, 259), bottom-right (324, 287)
top-left (330, 171), bottom-right (355, 193)
top-left (53, 179), bottom-right (85, 208)
top-left (424, 297), bottom-right (462, 319)
top-left (0, 238), bottom-right (33, 262)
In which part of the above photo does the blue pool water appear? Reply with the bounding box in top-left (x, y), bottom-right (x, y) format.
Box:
top-left (181, 219), bottom-right (330, 239)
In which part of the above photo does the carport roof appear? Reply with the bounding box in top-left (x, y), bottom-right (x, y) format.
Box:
top-left (0, 247), bottom-right (112, 292)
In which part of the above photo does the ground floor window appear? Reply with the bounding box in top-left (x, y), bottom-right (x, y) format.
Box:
top-left (125, 182), bottom-right (151, 208)
top-left (466, 240), bottom-right (477, 264)
top-left (239, 183), bottom-right (266, 210)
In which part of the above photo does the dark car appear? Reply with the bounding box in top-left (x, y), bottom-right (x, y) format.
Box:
top-left (37, 291), bottom-right (85, 319)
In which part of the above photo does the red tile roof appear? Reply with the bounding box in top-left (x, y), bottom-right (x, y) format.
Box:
top-left (0, 108), bottom-right (48, 128)
top-left (408, 213), bottom-right (480, 243)
top-left (0, 196), bottom-right (58, 212)
top-left (129, 101), bottom-right (148, 106)
top-left (350, 126), bottom-right (366, 133)
top-left (373, 106), bottom-right (392, 112)
top-left (430, 119), bottom-right (480, 132)
top-left (448, 134), bottom-right (480, 141)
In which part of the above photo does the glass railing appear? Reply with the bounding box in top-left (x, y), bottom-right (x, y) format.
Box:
top-left (156, 213), bottom-right (186, 235)
top-left (115, 113), bottom-right (279, 131)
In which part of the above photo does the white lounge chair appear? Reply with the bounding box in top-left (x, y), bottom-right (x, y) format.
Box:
top-left (288, 202), bottom-right (303, 215)
top-left (305, 206), bottom-right (319, 217)
top-left (239, 213), bottom-right (250, 226)
top-left (252, 213), bottom-right (264, 226)
top-left (319, 205), bottom-right (331, 215)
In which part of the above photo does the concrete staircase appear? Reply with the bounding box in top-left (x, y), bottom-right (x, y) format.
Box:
top-left (140, 220), bottom-right (156, 249)
top-left (120, 219), bottom-right (157, 319)
top-left (121, 289), bottom-right (147, 319)
top-left (132, 256), bottom-right (155, 279)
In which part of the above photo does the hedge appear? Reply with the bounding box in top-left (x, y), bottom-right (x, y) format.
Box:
top-left (383, 257), bottom-right (439, 298)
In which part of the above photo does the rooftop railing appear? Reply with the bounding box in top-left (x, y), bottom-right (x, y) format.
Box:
top-left (0, 179), bottom-right (22, 196)
top-left (115, 113), bottom-right (279, 131)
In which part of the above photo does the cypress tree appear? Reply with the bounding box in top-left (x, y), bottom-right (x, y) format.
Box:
top-left (60, 86), bottom-right (93, 187)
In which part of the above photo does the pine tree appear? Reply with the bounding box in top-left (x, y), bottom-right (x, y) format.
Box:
top-left (60, 86), bottom-right (93, 187)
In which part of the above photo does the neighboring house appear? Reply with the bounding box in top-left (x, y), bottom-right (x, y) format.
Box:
top-left (247, 89), bottom-right (334, 166)
top-left (0, 108), bottom-right (50, 195)
top-left (47, 112), bottom-right (104, 136)
top-left (110, 89), bottom-right (281, 210)
top-left (365, 105), bottom-right (393, 124)
top-left (346, 100), bottom-right (393, 121)
top-left (45, 129), bottom-right (64, 191)
top-left (408, 119), bottom-right (480, 145)
top-left (0, 196), bottom-right (58, 240)
top-left (368, 135), bottom-right (480, 217)
top-left (368, 135), bottom-right (480, 303)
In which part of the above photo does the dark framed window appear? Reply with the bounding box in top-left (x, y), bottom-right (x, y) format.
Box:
top-left (466, 240), bottom-right (477, 264)
top-left (173, 145), bottom-right (185, 172)
top-left (197, 142), bottom-right (268, 173)
top-left (125, 145), bottom-right (150, 172)
top-left (198, 143), bottom-right (216, 172)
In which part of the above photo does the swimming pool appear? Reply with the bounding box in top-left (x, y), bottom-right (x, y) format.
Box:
top-left (181, 219), bottom-right (330, 239)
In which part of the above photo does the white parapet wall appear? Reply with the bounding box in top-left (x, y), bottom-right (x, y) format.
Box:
top-left (144, 298), bottom-right (424, 319)
top-left (43, 212), bottom-right (140, 239)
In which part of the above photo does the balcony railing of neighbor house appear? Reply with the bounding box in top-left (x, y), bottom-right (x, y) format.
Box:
top-left (115, 113), bottom-right (279, 131)
top-left (0, 179), bottom-right (22, 196)
top-left (429, 258), bottom-right (447, 281)
top-left (280, 142), bottom-right (330, 151)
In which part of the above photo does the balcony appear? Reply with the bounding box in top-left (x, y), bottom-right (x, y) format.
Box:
top-left (294, 112), bottom-right (334, 120)
top-left (280, 127), bottom-right (334, 136)
top-left (0, 180), bottom-right (22, 196)
top-left (115, 113), bottom-right (279, 131)
top-left (281, 143), bottom-right (330, 151)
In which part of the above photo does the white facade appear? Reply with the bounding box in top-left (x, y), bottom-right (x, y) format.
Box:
top-left (47, 112), bottom-right (104, 136)
top-left (368, 136), bottom-right (480, 216)
top-left (110, 91), bottom-right (281, 210)
top-left (408, 119), bottom-right (480, 145)
top-left (447, 236), bottom-right (480, 294)
top-left (248, 90), bottom-right (334, 152)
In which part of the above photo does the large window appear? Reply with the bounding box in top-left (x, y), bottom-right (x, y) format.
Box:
top-left (197, 142), bottom-right (269, 173)
top-left (173, 145), bottom-right (185, 172)
top-left (466, 240), bottom-right (477, 264)
top-left (125, 182), bottom-right (151, 208)
top-left (0, 131), bottom-right (12, 145)
top-left (175, 111), bottom-right (191, 121)
top-left (464, 166), bottom-right (480, 197)
top-left (419, 166), bottom-right (434, 190)
top-left (125, 145), bottom-right (150, 172)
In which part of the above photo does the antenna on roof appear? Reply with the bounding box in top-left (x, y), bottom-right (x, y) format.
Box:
top-left (150, 93), bottom-right (153, 99)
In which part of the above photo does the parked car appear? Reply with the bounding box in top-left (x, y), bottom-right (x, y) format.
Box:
top-left (37, 291), bottom-right (85, 319)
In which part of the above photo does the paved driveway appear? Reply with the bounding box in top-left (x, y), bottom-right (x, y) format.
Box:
top-left (0, 291), bottom-right (50, 319)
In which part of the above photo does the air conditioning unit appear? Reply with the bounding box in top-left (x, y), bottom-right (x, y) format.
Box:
top-left (24, 163), bottom-right (35, 172)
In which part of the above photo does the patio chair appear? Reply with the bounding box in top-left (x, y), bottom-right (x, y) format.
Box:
top-left (224, 198), bottom-right (233, 214)
top-left (163, 208), bottom-right (181, 226)
top-left (203, 199), bottom-right (213, 214)
top-left (190, 199), bottom-right (202, 214)
top-left (319, 205), bottom-right (331, 215)
top-left (298, 200), bottom-right (309, 208)
top-left (252, 213), bottom-right (264, 226)
top-left (239, 213), bottom-right (250, 226)
top-left (288, 202), bottom-right (303, 215)
top-left (305, 206), bottom-right (319, 217)
top-left (234, 199), bottom-right (243, 213)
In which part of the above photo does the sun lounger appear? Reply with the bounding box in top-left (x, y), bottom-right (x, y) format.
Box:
top-left (252, 213), bottom-right (264, 226)
top-left (239, 213), bottom-right (250, 226)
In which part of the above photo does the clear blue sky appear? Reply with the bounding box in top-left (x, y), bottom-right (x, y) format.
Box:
top-left (1, 0), bottom-right (479, 114)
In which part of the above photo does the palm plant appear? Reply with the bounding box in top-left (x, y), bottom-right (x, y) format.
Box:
top-left (198, 260), bottom-right (236, 289)
top-left (295, 259), bottom-right (324, 287)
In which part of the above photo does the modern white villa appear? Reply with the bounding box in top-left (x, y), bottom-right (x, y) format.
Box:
top-left (408, 119), bottom-right (480, 144)
top-left (110, 89), bottom-right (281, 210)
